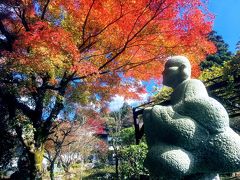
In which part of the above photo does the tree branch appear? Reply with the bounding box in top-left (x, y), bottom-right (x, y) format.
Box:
top-left (82, 0), bottom-right (95, 43)
top-left (13, 6), bottom-right (30, 31)
top-left (78, 0), bottom-right (125, 52)
top-left (43, 72), bottom-right (76, 135)
top-left (97, 0), bottom-right (168, 71)
top-left (41, 0), bottom-right (51, 20)
top-left (0, 88), bottom-right (35, 119)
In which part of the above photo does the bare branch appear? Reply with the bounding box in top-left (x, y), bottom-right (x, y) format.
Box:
top-left (41, 0), bottom-right (51, 20)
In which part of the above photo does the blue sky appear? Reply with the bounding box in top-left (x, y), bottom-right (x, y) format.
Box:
top-left (208, 0), bottom-right (240, 52)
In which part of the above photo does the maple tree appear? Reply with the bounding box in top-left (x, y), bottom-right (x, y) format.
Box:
top-left (44, 118), bottom-right (104, 180)
top-left (0, 0), bottom-right (215, 179)
top-left (44, 121), bottom-right (80, 180)
top-left (59, 128), bottom-right (107, 177)
top-left (107, 102), bottom-right (135, 178)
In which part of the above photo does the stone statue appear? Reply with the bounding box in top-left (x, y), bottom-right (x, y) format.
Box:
top-left (143, 56), bottom-right (240, 179)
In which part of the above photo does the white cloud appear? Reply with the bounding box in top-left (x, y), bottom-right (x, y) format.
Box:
top-left (108, 95), bottom-right (125, 112)
top-left (109, 93), bottom-right (150, 112)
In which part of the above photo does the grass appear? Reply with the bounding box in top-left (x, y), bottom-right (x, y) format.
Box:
top-left (42, 163), bottom-right (115, 180)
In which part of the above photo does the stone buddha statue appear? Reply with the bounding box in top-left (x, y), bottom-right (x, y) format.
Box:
top-left (143, 56), bottom-right (240, 179)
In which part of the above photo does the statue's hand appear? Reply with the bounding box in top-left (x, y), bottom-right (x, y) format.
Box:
top-left (151, 105), bottom-right (174, 122)
top-left (143, 105), bottom-right (174, 146)
top-left (149, 105), bottom-right (209, 149)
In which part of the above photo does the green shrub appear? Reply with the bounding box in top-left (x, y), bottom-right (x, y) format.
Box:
top-left (119, 142), bottom-right (149, 179)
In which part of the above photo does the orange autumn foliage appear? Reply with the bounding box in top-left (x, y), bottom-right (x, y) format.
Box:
top-left (1, 0), bottom-right (215, 102)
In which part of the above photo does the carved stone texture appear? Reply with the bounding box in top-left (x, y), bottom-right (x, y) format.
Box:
top-left (143, 56), bottom-right (240, 179)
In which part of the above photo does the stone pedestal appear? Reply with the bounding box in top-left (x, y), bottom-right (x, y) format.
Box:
top-left (184, 173), bottom-right (220, 180)
top-left (149, 173), bottom-right (220, 180)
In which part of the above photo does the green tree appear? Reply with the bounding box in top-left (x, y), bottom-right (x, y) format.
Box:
top-left (200, 52), bottom-right (240, 125)
top-left (200, 31), bottom-right (232, 70)
top-left (235, 40), bottom-right (240, 53)
top-left (152, 86), bottom-right (173, 104)
top-left (118, 127), bottom-right (136, 146)
top-left (107, 102), bottom-right (133, 179)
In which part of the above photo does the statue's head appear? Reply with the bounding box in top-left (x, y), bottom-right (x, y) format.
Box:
top-left (162, 56), bottom-right (191, 88)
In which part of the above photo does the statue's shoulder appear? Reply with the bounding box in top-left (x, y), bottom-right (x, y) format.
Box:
top-left (172, 79), bottom-right (208, 104)
top-left (184, 79), bottom-right (208, 98)
top-left (186, 79), bottom-right (205, 87)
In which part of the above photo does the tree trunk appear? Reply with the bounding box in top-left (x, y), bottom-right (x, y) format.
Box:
top-left (49, 162), bottom-right (55, 180)
top-left (11, 148), bottom-right (31, 180)
top-left (28, 145), bottom-right (44, 180)
top-left (115, 155), bottom-right (119, 180)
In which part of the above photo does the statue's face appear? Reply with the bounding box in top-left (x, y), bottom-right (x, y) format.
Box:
top-left (162, 64), bottom-right (180, 87)
top-left (162, 56), bottom-right (191, 88)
